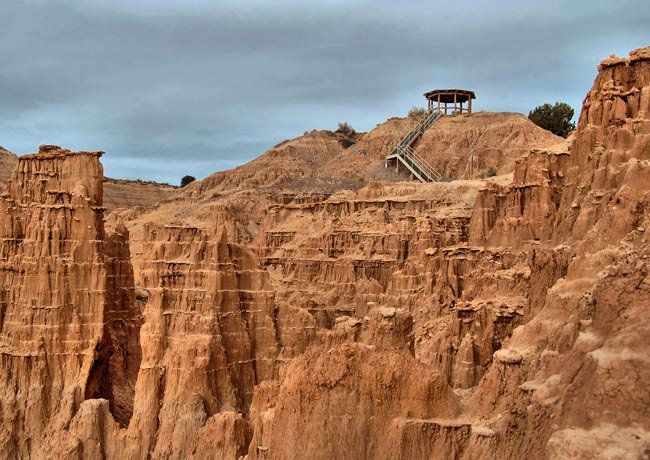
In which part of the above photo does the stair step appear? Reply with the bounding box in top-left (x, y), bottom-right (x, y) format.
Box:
top-left (386, 110), bottom-right (444, 183)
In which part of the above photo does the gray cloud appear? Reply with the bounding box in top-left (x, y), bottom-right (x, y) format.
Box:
top-left (1, 0), bottom-right (648, 183)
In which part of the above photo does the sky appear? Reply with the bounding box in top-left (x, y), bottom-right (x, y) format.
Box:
top-left (1, 0), bottom-right (648, 184)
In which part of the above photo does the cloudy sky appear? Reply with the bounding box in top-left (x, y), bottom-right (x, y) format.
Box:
top-left (1, 0), bottom-right (648, 184)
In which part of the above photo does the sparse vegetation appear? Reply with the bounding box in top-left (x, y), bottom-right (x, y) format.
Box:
top-left (528, 102), bottom-right (576, 138)
top-left (104, 177), bottom-right (176, 188)
top-left (339, 138), bottom-right (355, 149)
top-left (135, 287), bottom-right (149, 303)
top-left (181, 175), bottom-right (196, 187)
top-left (336, 122), bottom-right (356, 136)
top-left (478, 166), bottom-right (498, 178)
top-left (408, 106), bottom-right (428, 118)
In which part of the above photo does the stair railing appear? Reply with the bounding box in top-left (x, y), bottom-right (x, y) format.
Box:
top-left (386, 109), bottom-right (443, 182)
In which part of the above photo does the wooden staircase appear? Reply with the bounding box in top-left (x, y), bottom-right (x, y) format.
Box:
top-left (386, 110), bottom-right (443, 182)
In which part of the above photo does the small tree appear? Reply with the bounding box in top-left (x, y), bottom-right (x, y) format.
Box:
top-left (336, 122), bottom-right (355, 136)
top-left (180, 175), bottom-right (196, 187)
top-left (528, 102), bottom-right (575, 138)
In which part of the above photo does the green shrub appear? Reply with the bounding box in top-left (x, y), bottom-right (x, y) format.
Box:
top-left (180, 175), bottom-right (196, 187)
top-left (336, 122), bottom-right (356, 136)
top-left (528, 102), bottom-right (575, 138)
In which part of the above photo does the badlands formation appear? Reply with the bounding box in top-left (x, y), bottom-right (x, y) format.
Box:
top-left (0, 147), bottom-right (177, 212)
top-left (0, 47), bottom-right (648, 459)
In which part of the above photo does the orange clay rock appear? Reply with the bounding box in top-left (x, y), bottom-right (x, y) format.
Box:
top-left (0, 145), bottom-right (175, 212)
top-left (241, 46), bottom-right (650, 459)
top-left (53, 223), bottom-right (280, 459)
top-left (0, 146), bottom-right (17, 187)
top-left (102, 178), bottom-right (177, 212)
top-left (471, 46), bottom-right (650, 248)
top-left (245, 309), bottom-right (466, 460)
top-left (0, 146), bottom-right (141, 457)
top-left (460, 46), bottom-right (650, 458)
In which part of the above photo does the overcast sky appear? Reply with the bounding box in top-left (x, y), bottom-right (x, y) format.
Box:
top-left (1, 0), bottom-right (648, 184)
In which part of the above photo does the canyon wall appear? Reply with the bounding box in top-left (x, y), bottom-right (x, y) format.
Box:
top-left (240, 46), bottom-right (650, 459)
top-left (462, 46), bottom-right (650, 457)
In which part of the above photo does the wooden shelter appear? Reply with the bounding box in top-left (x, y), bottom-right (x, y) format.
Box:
top-left (424, 89), bottom-right (475, 115)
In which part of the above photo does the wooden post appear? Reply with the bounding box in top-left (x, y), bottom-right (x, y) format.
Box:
top-left (453, 93), bottom-right (457, 114)
top-left (470, 155), bottom-right (474, 179)
top-left (468, 97), bottom-right (472, 114)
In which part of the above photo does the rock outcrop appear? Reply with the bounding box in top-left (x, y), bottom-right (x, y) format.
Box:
top-left (124, 223), bottom-right (278, 458)
top-left (462, 46), bottom-right (650, 458)
top-left (0, 146), bottom-right (175, 212)
top-left (414, 112), bottom-right (564, 180)
top-left (177, 111), bottom-right (561, 201)
top-left (0, 146), bottom-right (141, 457)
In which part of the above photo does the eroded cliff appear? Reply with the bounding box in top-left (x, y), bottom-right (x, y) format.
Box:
top-left (0, 146), bottom-right (141, 457)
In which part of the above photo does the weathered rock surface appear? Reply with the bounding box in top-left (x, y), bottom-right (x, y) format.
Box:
top-left (0, 146), bottom-right (141, 457)
top-left (318, 112), bottom-right (563, 183)
top-left (0, 146), bottom-right (176, 212)
top-left (0, 146), bottom-right (18, 187)
top-left (1, 47), bottom-right (649, 460)
top-left (463, 46), bottom-right (650, 458)
top-left (116, 223), bottom-right (279, 459)
top-left (415, 112), bottom-right (564, 180)
top-left (179, 111), bottom-right (560, 199)
top-left (102, 178), bottom-right (177, 212)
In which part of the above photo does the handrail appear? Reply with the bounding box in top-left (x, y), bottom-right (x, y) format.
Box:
top-left (388, 110), bottom-right (440, 153)
top-left (402, 145), bottom-right (442, 181)
top-left (386, 109), bottom-right (443, 182)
